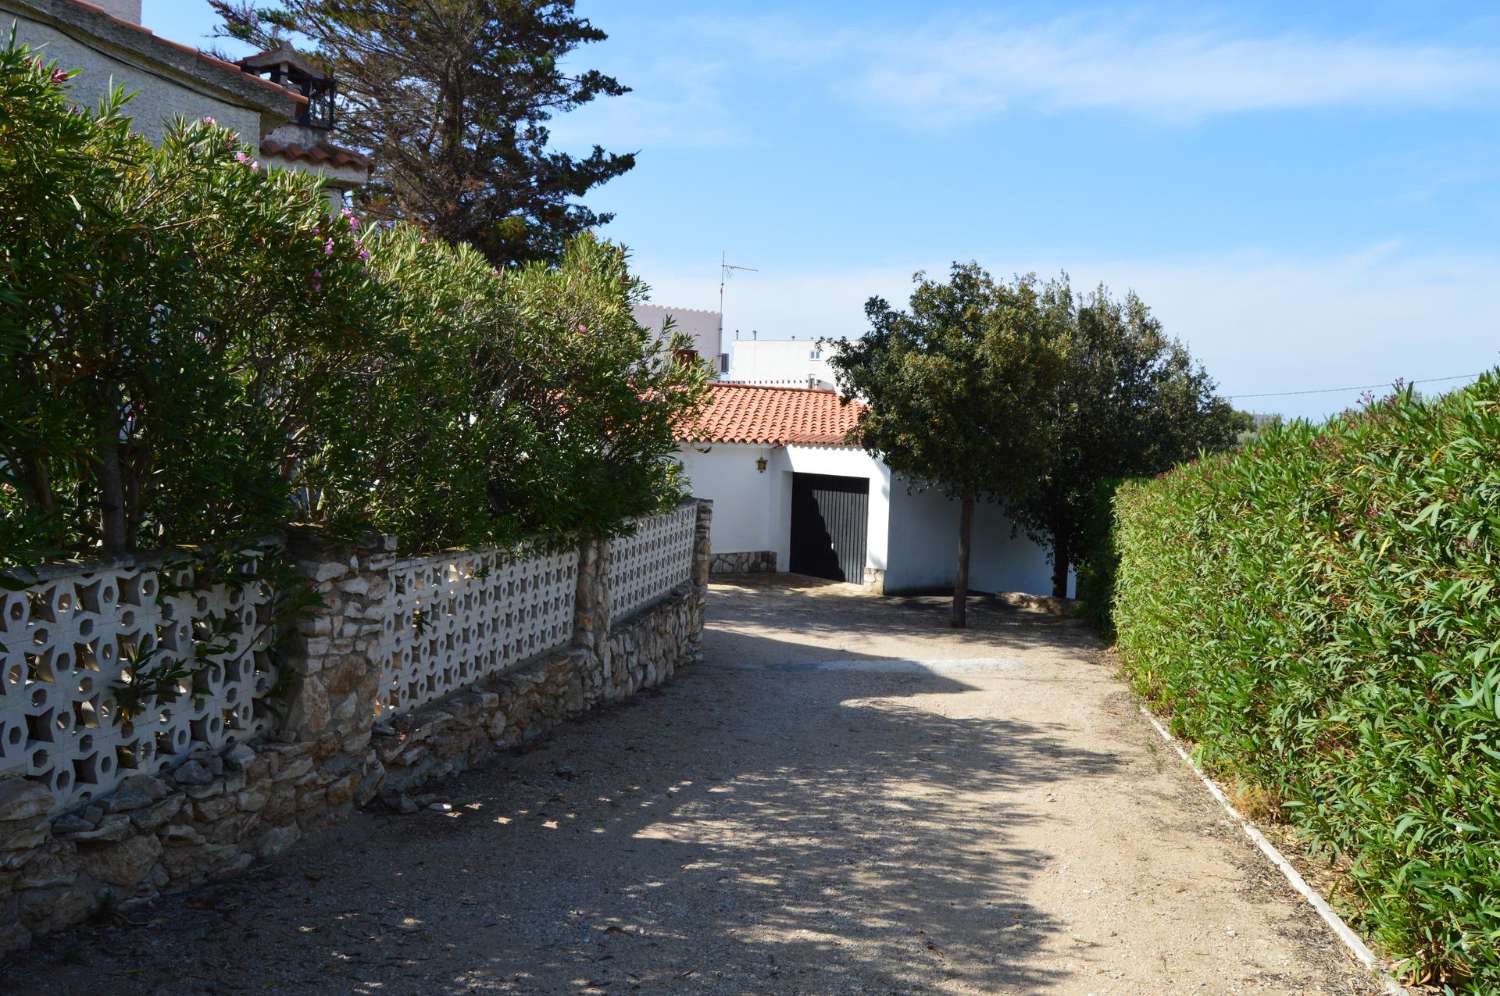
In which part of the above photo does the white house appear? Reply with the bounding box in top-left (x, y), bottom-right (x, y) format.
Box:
top-left (632, 304), bottom-right (727, 374)
top-left (726, 335), bottom-right (842, 389)
top-left (675, 383), bottom-right (1064, 596)
top-left (5, 0), bottom-right (369, 208)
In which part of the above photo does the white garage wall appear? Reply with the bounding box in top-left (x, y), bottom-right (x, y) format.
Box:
top-left (676, 443), bottom-right (890, 576)
top-left (675, 443), bottom-right (777, 554)
top-left (885, 482), bottom-right (1064, 597)
top-left (677, 443), bottom-right (1061, 595)
top-left (778, 445), bottom-right (889, 574)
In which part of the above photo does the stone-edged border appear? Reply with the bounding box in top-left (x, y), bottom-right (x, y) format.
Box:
top-left (1139, 705), bottom-right (1409, 996)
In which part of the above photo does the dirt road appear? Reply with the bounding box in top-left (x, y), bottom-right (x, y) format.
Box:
top-left (8, 577), bottom-right (1379, 994)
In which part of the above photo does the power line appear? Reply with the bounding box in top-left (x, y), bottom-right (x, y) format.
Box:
top-left (1227, 372), bottom-right (1483, 401)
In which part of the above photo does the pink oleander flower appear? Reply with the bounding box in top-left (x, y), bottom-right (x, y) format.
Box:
top-left (235, 151), bottom-right (251, 165)
top-left (356, 242), bottom-right (370, 262)
top-left (341, 207), bottom-right (360, 231)
top-left (51, 68), bottom-right (72, 86)
top-left (200, 115), bottom-right (216, 126)
top-left (310, 268), bottom-right (323, 292)
top-left (323, 238), bottom-right (335, 256)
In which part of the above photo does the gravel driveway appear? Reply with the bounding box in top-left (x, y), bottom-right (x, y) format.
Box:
top-left (8, 577), bottom-right (1379, 994)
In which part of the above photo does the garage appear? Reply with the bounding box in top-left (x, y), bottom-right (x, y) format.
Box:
top-left (789, 472), bottom-right (869, 582)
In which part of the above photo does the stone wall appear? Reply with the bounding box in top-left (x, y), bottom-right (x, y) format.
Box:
top-left (0, 501), bottom-right (711, 957)
top-left (709, 550), bottom-right (777, 575)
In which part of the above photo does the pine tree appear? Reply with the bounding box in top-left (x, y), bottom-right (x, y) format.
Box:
top-left (214, 0), bottom-right (634, 266)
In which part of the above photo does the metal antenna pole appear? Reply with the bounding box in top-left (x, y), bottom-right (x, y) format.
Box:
top-left (718, 251), bottom-right (758, 352)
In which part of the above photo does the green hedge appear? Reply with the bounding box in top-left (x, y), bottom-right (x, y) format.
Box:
top-left (1073, 476), bottom-right (1129, 636)
top-left (1113, 375), bottom-right (1500, 989)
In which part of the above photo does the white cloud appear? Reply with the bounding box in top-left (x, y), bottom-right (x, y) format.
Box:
top-left (686, 12), bottom-right (1500, 126)
top-left (549, 56), bottom-right (746, 152)
top-left (853, 26), bottom-right (1500, 124)
top-left (635, 244), bottom-right (1500, 420)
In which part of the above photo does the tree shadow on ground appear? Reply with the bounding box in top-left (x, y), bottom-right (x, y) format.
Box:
top-left (708, 574), bottom-right (1102, 660)
top-left (10, 598), bottom-right (1121, 995)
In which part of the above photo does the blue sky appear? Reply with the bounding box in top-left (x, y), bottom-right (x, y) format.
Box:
top-left (143, 1), bottom-right (1500, 418)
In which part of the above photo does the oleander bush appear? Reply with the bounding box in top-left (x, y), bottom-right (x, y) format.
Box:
top-left (1113, 375), bottom-right (1500, 989)
top-left (1073, 476), bottom-right (1128, 636)
top-left (0, 39), bottom-right (703, 570)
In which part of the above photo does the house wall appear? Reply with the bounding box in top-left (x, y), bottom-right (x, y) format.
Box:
top-left (676, 442), bottom-right (1063, 595)
top-left (885, 483), bottom-right (1065, 597)
top-left (633, 304), bottom-right (723, 368)
top-left (677, 443), bottom-right (891, 579)
top-left (5, 12), bottom-right (263, 144)
top-left (776, 445), bottom-right (889, 576)
top-left (675, 443), bottom-right (779, 556)
top-left (727, 339), bottom-right (840, 387)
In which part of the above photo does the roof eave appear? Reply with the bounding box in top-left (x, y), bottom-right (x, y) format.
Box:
top-left (11, 0), bottom-right (305, 129)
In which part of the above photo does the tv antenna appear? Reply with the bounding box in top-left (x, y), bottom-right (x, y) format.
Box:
top-left (718, 252), bottom-right (757, 344)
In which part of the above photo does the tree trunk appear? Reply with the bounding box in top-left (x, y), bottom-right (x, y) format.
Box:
top-left (1051, 533), bottom-right (1069, 599)
top-left (1049, 490), bottom-right (1070, 598)
top-left (96, 389), bottom-right (128, 557)
top-left (97, 436), bottom-right (128, 557)
top-left (951, 491), bottom-right (974, 628)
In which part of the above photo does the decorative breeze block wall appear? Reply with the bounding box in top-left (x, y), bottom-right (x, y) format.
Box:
top-left (378, 548), bottom-right (578, 717)
top-left (608, 504), bottom-right (698, 624)
top-left (0, 556), bottom-right (276, 814)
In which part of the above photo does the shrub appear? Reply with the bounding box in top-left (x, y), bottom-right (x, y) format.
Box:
top-left (306, 227), bottom-right (705, 551)
top-left (1073, 476), bottom-right (1128, 635)
top-left (0, 39), bottom-right (704, 569)
top-left (1, 42), bottom-right (376, 563)
top-left (1113, 375), bottom-right (1500, 989)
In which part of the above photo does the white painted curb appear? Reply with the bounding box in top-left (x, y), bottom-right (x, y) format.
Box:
top-left (1139, 705), bottom-right (1409, 996)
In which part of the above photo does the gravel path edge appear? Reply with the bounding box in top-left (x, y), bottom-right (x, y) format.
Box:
top-left (1138, 703), bottom-right (1409, 996)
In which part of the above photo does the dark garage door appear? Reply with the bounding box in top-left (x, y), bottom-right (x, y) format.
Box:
top-left (790, 473), bottom-right (869, 583)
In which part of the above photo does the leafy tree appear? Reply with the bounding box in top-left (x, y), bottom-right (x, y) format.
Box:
top-left (1229, 408), bottom-right (1283, 446)
top-left (309, 229), bottom-right (707, 551)
top-left (830, 265), bottom-right (1070, 627)
top-left (1008, 282), bottom-right (1237, 597)
top-left (1, 38), bottom-right (701, 570)
top-left (1, 44), bottom-right (375, 563)
top-left (213, 0), bottom-right (635, 267)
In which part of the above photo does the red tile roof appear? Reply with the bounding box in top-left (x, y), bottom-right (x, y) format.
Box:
top-left (678, 383), bottom-right (865, 446)
top-left (259, 138), bottom-right (370, 170)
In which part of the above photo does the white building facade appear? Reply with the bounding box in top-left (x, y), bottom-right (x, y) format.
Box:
top-left (632, 304), bottom-right (727, 374)
top-left (726, 336), bottom-right (842, 388)
top-left (676, 384), bottom-right (1063, 596)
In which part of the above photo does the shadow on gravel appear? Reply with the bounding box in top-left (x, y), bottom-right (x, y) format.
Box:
top-left (10, 594), bottom-right (1119, 995)
top-left (709, 574), bottom-right (1101, 660)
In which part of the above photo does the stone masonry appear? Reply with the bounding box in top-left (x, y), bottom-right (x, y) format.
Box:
top-left (709, 550), bottom-right (777, 576)
top-left (0, 501), bottom-right (711, 956)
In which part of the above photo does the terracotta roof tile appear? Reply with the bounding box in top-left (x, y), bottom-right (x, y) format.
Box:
top-left (259, 138), bottom-right (370, 170)
top-left (678, 383), bottom-right (865, 446)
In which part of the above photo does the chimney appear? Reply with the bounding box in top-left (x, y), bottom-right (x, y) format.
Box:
top-left (91, 0), bottom-right (143, 23)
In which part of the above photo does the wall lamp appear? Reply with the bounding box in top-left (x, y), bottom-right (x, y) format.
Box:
top-left (755, 456), bottom-right (768, 473)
